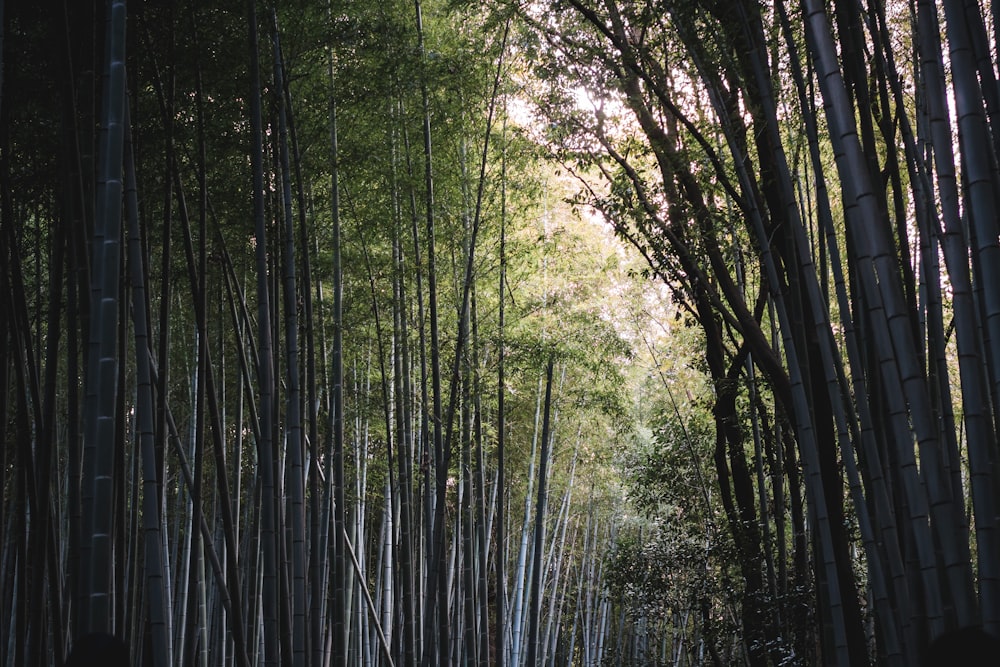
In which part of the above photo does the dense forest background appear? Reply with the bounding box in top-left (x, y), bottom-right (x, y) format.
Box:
top-left (3, 0), bottom-right (1000, 665)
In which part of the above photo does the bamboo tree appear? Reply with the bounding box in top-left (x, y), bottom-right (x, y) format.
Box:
top-left (804, 0), bottom-right (979, 636)
top-left (525, 356), bottom-right (555, 667)
top-left (246, 1), bottom-right (280, 663)
top-left (80, 0), bottom-right (127, 636)
top-left (470, 292), bottom-right (490, 667)
top-left (390, 98), bottom-right (417, 667)
top-left (326, 9), bottom-right (348, 662)
top-left (461, 349), bottom-right (477, 664)
top-left (510, 372), bottom-right (544, 666)
top-left (400, 100), bottom-right (433, 666)
top-left (124, 102), bottom-right (172, 667)
top-left (271, 13), bottom-right (308, 666)
top-left (186, 16), bottom-right (210, 664)
top-left (939, 0), bottom-right (1000, 631)
top-left (494, 110), bottom-right (508, 667)
top-left (284, 58), bottom-right (328, 667)
top-left (413, 1), bottom-right (449, 660)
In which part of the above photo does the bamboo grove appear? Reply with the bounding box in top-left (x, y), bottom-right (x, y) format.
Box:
top-left (517, 0), bottom-right (1000, 664)
top-left (4, 0), bottom-right (1000, 666)
top-left (2, 0), bottom-right (638, 665)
